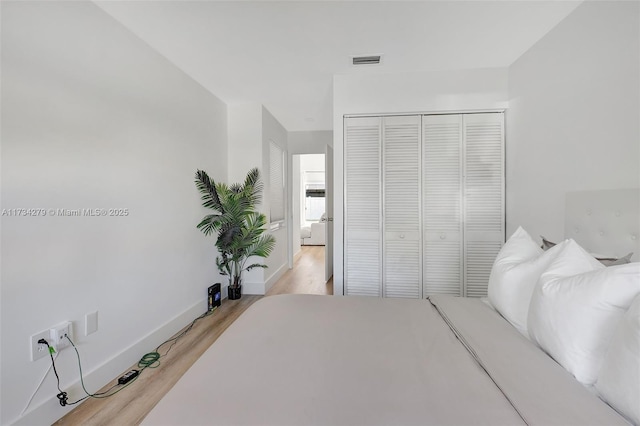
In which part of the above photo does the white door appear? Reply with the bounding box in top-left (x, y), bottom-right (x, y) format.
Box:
top-left (422, 114), bottom-right (463, 296)
top-left (325, 145), bottom-right (334, 282)
top-left (463, 113), bottom-right (505, 297)
top-left (383, 115), bottom-right (422, 298)
top-left (343, 113), bottom-right (504, 298)
top-left (344, 117), bottom-right (382, 296)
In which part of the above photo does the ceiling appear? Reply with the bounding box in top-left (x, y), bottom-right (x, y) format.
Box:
top-left (95, 0), bottom-right (582, 131)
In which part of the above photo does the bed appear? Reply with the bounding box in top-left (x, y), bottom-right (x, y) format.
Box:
top-left (143, 189), bottom-right (640, 425)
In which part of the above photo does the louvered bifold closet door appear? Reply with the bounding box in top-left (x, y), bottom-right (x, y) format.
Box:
top-left (422, 114), bottom-right (463, 296)
top-left (463, 113), bottom-right (505, 297)
top-left (383, 116), bottom-right (422, 298)
top-left (344, 117), bottom-right (382, 296)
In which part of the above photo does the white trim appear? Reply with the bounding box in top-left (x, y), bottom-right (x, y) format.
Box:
top-left (269, 140), bottom-right (286, 224)
top-left (344, 109), bottom-right (506, 119)
top-left (264, 262), bottom-right (288, 293)
top-left (240, 281), bottom-right (266, 295)
top-left (14, 298), bottom-right (208, 426)
top-left (269, 220), bottom-right (285, 231)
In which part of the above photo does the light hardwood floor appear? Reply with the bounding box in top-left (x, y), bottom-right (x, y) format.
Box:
top-left (268, 245), bottom-right (332, 296)
top-left (54, 246), bottom-right (329, 425)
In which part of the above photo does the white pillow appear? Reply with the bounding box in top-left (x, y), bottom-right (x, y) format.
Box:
top-left (528, 239), bottom-right (640, 386)
top-left (487, 227), bottom-right (567, 336)
top-left (595, 294), bottom-right (640, 425)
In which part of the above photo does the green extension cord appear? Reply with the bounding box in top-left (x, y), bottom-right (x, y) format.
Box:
top-left (49, 307), bottom-right (216, 406)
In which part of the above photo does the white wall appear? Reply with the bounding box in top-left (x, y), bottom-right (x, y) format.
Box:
top-left (227, 103), bottom-right (265, 292)
top-left (1, 2), bottom-right (228, 424)
top-left (334, 68), bottom-right (509, 118)
top-left (507, 0), bottom-right (640, 243)
top-left (332, 67), bottom-right (509, 295)
top-left (228, 103), bottom-right (263, 184)
top-left (226, 104), bottom-right (289, 294)
top-left (289, 130), bottom-right (333, 154)
top-left (300, 154), bottom-right (326, 175)
top-left (262, 107), bottom-right (289, 292)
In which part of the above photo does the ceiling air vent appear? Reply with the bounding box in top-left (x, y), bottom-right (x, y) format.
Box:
top-left (352, 55), bottom-right (382, 66)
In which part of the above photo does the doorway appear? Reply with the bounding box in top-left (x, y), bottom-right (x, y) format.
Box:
top-left (283, 153), bottom-right (333, 295)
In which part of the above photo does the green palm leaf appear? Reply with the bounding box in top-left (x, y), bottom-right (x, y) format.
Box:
top-left (244, 234), bottom-right (276, 259)
top-left (196, 214), bottom-right (222, 236)
top-left (194, 170), bottom-right (224, 213)
top-left (242, 167), bottom-right (263, 206)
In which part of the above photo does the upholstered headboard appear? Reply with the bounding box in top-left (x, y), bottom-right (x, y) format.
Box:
top-left (565, 189), bottom-right (640, 262)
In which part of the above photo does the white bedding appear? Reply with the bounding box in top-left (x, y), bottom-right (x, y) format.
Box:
top-left (143, 295), bottom-right (627, 426)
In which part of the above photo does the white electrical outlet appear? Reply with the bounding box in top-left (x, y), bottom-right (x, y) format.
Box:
top-left (49, 321), bottom-right (72, 351)
top-left (30, 329), bottom-right (51, 361)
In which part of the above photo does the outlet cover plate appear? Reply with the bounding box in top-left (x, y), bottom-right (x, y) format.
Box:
top-left (50, 322), bottom-right (72, 351)
top-left (30, 329), bottom-right (51, 361)
top-left (85, 311), bottom-right (98, 336)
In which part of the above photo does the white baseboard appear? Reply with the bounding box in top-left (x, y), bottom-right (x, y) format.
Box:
top-left (264, 262), bottom-right (288, 293)
top-left (241, 281), bottom-right (266, 295)
top-left (223, 261), bottom-right (288, 296)
top-left (221, 263), bottom-right (287, 296)
top-left (14, 298), bottom-right (207, 426)
top-left (220, 281), bottom-right (265, 296)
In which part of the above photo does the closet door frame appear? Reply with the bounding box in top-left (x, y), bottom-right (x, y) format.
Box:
top-left (342, 110), bottom-right (505, 298)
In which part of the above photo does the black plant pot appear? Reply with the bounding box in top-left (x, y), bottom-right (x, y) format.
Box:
top-left (228, 285), bottom-right (242, 300)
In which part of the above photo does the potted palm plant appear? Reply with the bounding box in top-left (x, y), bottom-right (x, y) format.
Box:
top-left (195, 168), bottom-right (276, 300)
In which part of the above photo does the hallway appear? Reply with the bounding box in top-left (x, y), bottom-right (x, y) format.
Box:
top-left (267, 245), bottom-right (333, 296)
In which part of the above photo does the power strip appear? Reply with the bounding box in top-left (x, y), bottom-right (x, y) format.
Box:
top-left (118, 370), bottom-right (139, 385)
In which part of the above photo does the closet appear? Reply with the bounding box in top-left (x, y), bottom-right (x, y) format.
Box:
top-left (344, 113), bottom-right (504, 298)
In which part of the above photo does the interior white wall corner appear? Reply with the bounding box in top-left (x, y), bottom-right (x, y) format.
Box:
top-left (227, 102), bottom-right (263, 184)
top-left (226, 102), bottom-right (265, 288)
top-left (261, 106), bottom-right (289, 291)
top-left (225, 104), bottom-right (290, 294)
top-left (289, 130), bottom-right (333, 155)
top-left (506, 0), bottom-right (640, 242)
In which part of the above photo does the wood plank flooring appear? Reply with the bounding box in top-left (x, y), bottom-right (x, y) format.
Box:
top-left (268, 245), bottom-right (332, 296)
top-left (54, 246), bottom-right (329, 426)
